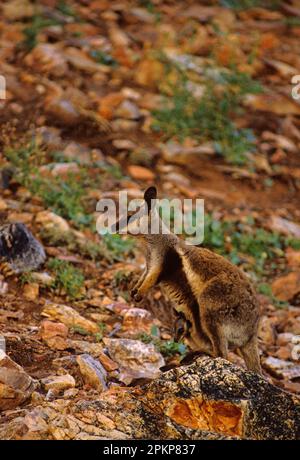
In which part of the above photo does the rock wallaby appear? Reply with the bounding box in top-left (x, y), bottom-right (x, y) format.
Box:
top-left (114, 186), bottom-right (261, 374)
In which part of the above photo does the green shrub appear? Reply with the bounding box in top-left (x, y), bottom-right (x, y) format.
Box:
top-left (47, 258), bottom-right (85, 299)
top-left (152, 65), bottom-right (262, 165)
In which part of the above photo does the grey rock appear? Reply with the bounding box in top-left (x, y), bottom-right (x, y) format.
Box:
top-left (0, 223), bottom-right (45, 273)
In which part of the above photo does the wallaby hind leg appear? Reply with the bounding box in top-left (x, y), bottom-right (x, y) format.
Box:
top-left (201, 313), bottom-right (228, 360)
top-left (239, 335), bottom-right (261, 374)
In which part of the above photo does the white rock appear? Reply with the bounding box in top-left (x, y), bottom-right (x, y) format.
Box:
top-left (104, 338), bottom-right (165, 384)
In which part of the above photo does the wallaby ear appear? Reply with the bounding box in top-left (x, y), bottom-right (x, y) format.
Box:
top-left (144, 186), bottom-right (157, 211)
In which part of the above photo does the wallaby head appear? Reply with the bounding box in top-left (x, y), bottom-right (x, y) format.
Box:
top-left (112, 186), bottom-right (166, 239)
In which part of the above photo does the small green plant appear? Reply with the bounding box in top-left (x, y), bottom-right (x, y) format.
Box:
top-left (57, 0), bottom-right (77, 17)
top-left (139, 331), bottom-right (187, 357)
top-left (138, 0), bottom-right (161, 22)
top-left (232, 229), bottom-right (283, 269)
top-left (113, 269), bottom-right (133, 301)
top-left (34, 173), bottom-right (93, 228)
top-left (22, 14), bottom-right (62, 50)
top-left (152, 64), bottom-right (262, 165)
top-left (40, 226), bottom-right (134, 265)
top-left (40, 227), bottom-right (99, 259)
top-left (287, 238), bottom-right (300, 250)
top-left (71, 326), bottom-right (90, 336)
top-left (114, 270), bottom-right (131, 285)
top-left (90, 50), bottom-right (118, 68)
top-left (284, 17), bottom-right (300, 27)
top-left (49, 151), bottom-right (75, 163)
top-left (20, 272), bottom-right (34, 286)
top-left (5, 141), bottom-right (94, 228)
top-left (220, 0), bottom-right (261, 9)
top-left (47, 258), bottom-right (85, 299)
top-left (220, 0), bottom-right (281, 10)
top-left (156, 339), bottom-right (187, 357)
top-left (22, 2), bottom-right (80, 50)
top-left (204, 214), bottom-right (300, 277)
top-left (5, 138), bottom-right (45, 180)
top-left (94, 323), bottom-right (106, 342)
top-left (96, 161), bottom-right (126, 180)
top-left (101, 234), bottom-right (135, 262)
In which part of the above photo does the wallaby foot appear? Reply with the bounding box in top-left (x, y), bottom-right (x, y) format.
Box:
top-left (130, 270), bottom-right (147, 300)
top-left (180, 350), bottom-right (208, 365)
top-left (239, 335), bottom-right (262, 375)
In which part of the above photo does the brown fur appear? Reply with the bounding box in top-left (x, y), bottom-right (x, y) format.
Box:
top-left (117, 187), bottom-right (261, 374)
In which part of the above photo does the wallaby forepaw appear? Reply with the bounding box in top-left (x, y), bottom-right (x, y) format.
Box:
top-left (133, 292), bottom-right (143, 302)
top-left (130, 288), bottom-right (137, 298)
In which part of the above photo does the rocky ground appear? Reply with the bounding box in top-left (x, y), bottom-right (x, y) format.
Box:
top-left (0, 0), bottom-right (300, 440)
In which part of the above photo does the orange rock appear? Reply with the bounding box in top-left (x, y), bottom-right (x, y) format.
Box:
top-left (24, 44), bottom-right (68, 77)
top-left (239, 7), bottom-right (283, 21)
top-left (65, 23), bottom-right (99, 36)
top-left (98, 92), bottom-right (124, 120)
top-left (286, 249), bottom-right (300, 268)
top-left (272, 272), bottom-right (300, 301)
top-left (40, 320), bottom-right (69, 350)
top-left (260, 33), bottom-right (280, 51)
top-left (98, 351), bottom-right (119, 372)
top-left (135, 58), bottom-right (164, 88)
top-left (166, 396), bottom-right (243, 437)
top-left (122, 308), bottom-right (154, 336)
top-left (40, 320), bottom-right (69, 339)
top-left (23, 283), bottom-right (39, 302)
top-left (283, 381), bottom-right (300, 393)
top-left (246, 93), bottom-right (300, 116)
top-left (7, 212), bottom-right (33, 224)
top-left (275, 346), bottom-right (292, 361)
top-left (90, 0), bottom-right (110, 11)
top-left (127, 165), bottom-right (155, 181)
top-left (215, 43), bottom-right (239, 66)
top-left (112, 45), bottom-right (134, 68)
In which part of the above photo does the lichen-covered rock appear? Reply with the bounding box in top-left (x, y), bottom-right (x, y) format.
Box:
top-left (140, 356), bottom-right (300, 440)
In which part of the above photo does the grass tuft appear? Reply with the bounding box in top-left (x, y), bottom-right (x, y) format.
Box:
top-left (152, 61), bottom-right (262, 165)
top-left (47, 258), bottom-right (85, 300)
